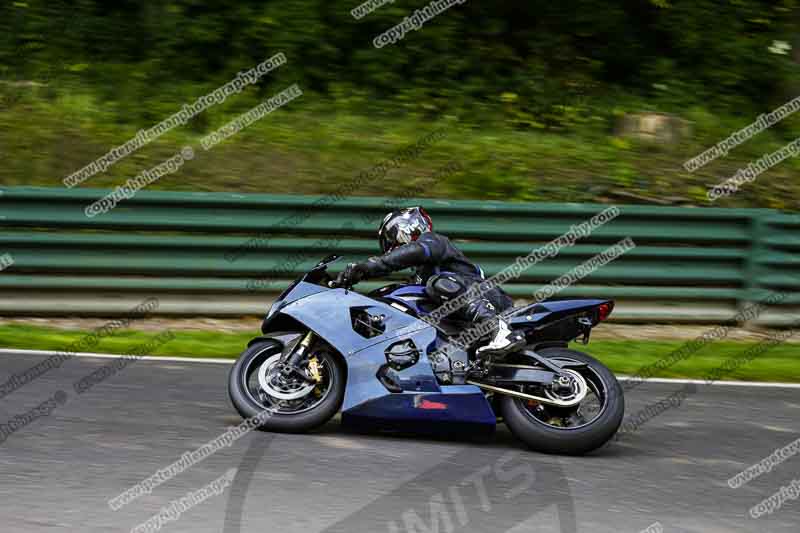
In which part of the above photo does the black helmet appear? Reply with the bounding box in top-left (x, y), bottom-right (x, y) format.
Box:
top-left (378, 207), bottom-right (433, 253)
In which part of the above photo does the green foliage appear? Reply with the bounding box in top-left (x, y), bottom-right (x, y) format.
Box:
top-left (1, 0), bottom-right (799, 209)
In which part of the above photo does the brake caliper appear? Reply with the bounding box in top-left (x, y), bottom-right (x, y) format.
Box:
top-left (307, 356), bottom-right (323, 384)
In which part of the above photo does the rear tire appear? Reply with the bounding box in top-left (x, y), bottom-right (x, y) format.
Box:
top-left (500, 347), bottom-right (624, 455)
top-left (228, 338), bottom-right (346, 433)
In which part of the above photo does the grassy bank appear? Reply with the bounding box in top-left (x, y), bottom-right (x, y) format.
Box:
top-left (3, 95), bottom-right (800, 211)
top-left (0, 324), bottom-right (797, 383)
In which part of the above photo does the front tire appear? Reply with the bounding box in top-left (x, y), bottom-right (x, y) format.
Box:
top-left (500, 347), bottom-right (624, 455)
top-left (228, 337), bottom-right (346, 433)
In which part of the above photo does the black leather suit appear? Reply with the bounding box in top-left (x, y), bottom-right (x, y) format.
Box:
top-left (359, 232), bottom-right (513, 326)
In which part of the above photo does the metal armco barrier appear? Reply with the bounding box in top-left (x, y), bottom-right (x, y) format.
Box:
top-left (0, 187), bottom-right (797, 324)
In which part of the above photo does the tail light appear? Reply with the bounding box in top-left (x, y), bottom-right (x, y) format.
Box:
top-left (597, 302), bottom-right (613, 322)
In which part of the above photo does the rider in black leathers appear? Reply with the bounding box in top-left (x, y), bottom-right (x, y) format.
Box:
top-left (336, 207), bottom-right (523, 357)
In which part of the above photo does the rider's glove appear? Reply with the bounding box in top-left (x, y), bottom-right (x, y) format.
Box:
top-left (336, 262), bottom-right (369, 288)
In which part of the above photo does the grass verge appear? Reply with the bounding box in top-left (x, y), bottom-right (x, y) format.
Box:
top-left (0, 324), bottom-right (797, 382)
top-left (3, 99), bottom-right (799, 211)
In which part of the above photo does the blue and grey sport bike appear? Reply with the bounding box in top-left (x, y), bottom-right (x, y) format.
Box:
top-left (229, 255), bottom-right (624, 455)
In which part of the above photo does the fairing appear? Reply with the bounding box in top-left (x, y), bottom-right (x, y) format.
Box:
top-left (257, 279), bottom-right (610, 435)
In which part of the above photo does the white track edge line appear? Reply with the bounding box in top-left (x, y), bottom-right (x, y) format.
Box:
top-left (0, 348), bottom-right (234, 365)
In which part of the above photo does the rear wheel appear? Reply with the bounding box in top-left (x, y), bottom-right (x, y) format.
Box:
top-left (228, 336), bottom-right (346, 433)
top-left (500, 347), bottom-right (624, 455)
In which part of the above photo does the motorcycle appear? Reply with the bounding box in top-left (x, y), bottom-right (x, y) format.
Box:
top-left (229, 255), bottom-right (624, 455)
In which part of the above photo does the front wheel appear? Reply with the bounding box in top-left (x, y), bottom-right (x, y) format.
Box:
top-left (228, 336), bottom-right (346, 433)
top-left (500, 347), bottom-right (624, 455)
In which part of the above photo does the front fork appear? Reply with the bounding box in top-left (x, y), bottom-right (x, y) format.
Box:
top-left (280, 330), bottom-right (316, 381)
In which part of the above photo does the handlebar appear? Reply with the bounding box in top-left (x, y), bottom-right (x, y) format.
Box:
top-left (328, 262), bottom-right (360, 290)
top-left (328, 279), bottom-right (353, 290)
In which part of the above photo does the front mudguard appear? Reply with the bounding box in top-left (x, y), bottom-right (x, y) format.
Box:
top-left (247, 332), bottom-right (302, 351)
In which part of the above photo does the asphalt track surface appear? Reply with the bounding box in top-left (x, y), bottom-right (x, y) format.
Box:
top-left (1, 351), bottom-right (798, 533)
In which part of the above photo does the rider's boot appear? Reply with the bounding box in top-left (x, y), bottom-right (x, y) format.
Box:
top-left (465, 298), bottom-right (525, 361)
top-left (475, 317), bottom-right (525, 359)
